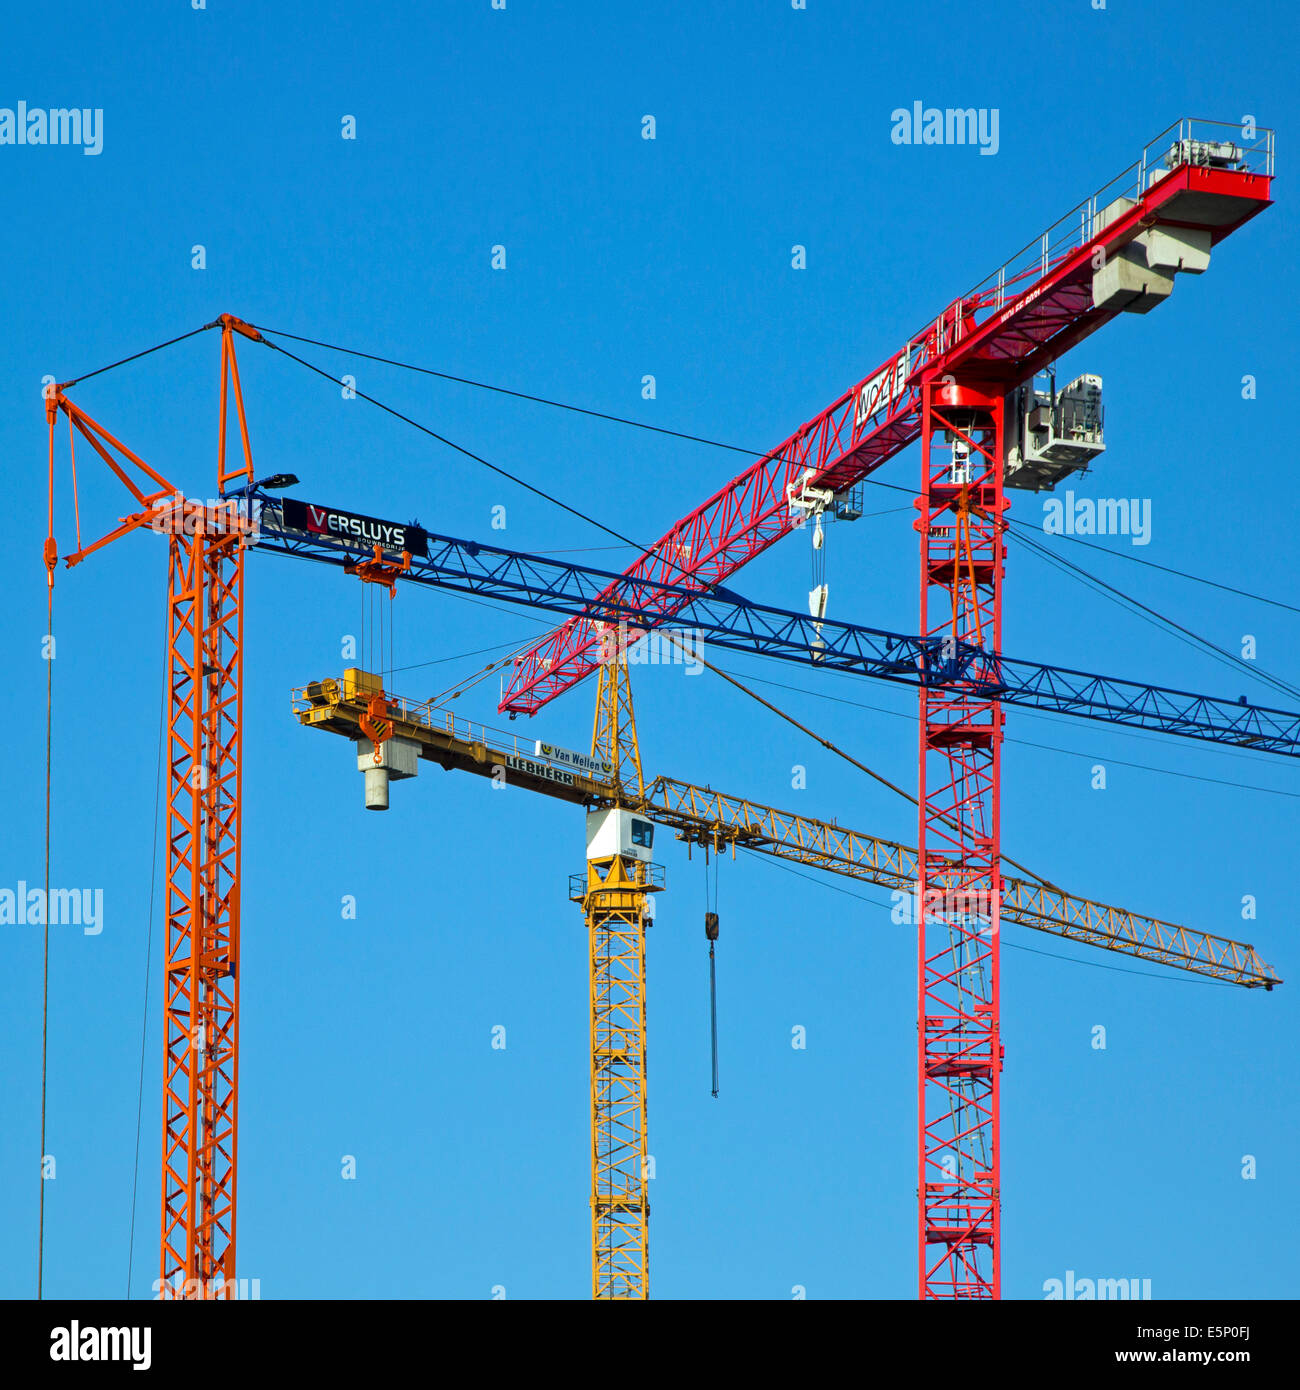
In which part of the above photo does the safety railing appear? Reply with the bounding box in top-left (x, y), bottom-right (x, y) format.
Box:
top-left (292, 682), bottom-right (614, 783)
top-left (931, 117), bottom-right (1275, 348)
top-left (569, 863), bottom-right (666, 902)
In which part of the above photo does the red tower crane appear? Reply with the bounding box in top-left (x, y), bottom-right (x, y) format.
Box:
top-left (494, 118), bottom-right (1275, 1298)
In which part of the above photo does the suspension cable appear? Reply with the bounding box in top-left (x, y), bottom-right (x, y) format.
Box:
top-left (244, 323), bottom-right (1296, 620)
top-left (38, 410), bottom-right (59, 1300)
top-left (251, 324), bottom-right (1298, 710)
top-left (740, 847), bottom-right (1238, 985)
top-left (58, 322), bottom-right (218, 389)
top-left (254, 333), bottom-right (648, 551)
top-left (246, 323), bottom-right (774, 462)
top-left (1007, 520), bottom-right (1300, 703)
top-left (38, 577), bottom-right (53, 1299)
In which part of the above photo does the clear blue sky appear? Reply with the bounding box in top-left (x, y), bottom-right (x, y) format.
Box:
top-left (1, 1), bottom-right (1295, 1300)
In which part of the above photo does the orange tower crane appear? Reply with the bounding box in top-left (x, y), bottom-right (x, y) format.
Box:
top-left (43, 315), bottom-right (262, 1298)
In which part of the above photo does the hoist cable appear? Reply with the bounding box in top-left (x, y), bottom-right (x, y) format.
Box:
top-left (127, 565), bottom-right (168, 1297)
top-left (708, 939), bottom-right (720, 1101)
top-left (703, 849), bottom-right (720, 1100)
top-left (37, 580), bottom-right (53, 1299)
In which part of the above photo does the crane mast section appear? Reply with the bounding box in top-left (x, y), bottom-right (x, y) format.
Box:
top-left (44, 323), bottom-right (259, 1299)
top-left (499, 136), bottom-right (1272, 715)
top-left (575, 854), bottom-right (655, 1298)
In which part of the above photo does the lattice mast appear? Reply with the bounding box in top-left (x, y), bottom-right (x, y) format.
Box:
top-left (915, 381), bottom-right (1005, 1298)
top-left (578, 644), bottom-right (658, 1297)
top-left (158, 320), bottom-right (257, 1296)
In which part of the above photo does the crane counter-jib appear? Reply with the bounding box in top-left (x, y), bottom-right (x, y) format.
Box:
top-left (294, 670), bottom-right (616, 807)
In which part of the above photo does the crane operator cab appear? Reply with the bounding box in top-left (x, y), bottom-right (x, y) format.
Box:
top-left (586, 808), bottom-right (655, 864)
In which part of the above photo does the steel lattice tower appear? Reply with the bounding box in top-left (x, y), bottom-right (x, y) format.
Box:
top-left (916, 380), bottom-right (1005, 1298)
top-left (578, 653), bottom-right (660, 1298)
top-left (158, 320), bottom-right (257, 1296)
top-left (159, 523), bottom-right (244, 1294)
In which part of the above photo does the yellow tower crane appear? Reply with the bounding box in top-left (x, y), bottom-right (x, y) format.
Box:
top-left (293, 660), bottom-right (1280, 1300)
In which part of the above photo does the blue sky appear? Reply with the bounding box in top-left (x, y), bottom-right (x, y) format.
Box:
top-left (1, 0), bottom-right (1296, 1300)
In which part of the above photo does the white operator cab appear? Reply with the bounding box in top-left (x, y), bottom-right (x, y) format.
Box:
top-left (585, 807), bottom-right (658, 922)
top-left (586, 807), bottom-right (656, 864)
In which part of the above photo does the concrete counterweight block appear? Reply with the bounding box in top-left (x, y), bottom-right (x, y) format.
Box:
top-left (1093, 243), bottom-right (1175, 314)
top-left (1141, 223), bottom-right (1212, 274)
top-left (1091, 197), bottom-right (1213, 313)
top-left (355, 735), bottom-right (420, 811)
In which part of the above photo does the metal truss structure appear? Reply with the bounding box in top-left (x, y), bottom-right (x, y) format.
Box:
top-left (253, 516), bottom-right (1300, 758)
top-left (478, 118), bottom-right (1277, 1296)
top-left (915, 383), bottom-right (1005, 1297)
top-left (499, 120), bottom-right (1274, 717)
top-left (41, 120), bottom-right (1281, 1300)
top-left (576, 658), bottom-right (658, 1297)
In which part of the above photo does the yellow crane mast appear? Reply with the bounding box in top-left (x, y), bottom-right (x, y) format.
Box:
top-left (577, 654), bottom-right (658, 1298)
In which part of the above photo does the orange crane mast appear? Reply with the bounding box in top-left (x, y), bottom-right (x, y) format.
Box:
top-left (44, 316), bottom-right (262, 1297)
